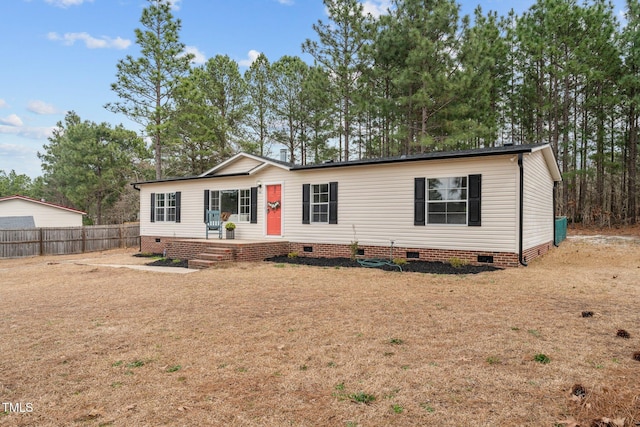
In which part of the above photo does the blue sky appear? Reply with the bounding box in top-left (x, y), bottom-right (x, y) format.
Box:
top-left (0, 0), bottom-right (629, 178)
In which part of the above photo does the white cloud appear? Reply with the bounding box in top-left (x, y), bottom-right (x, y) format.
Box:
top-left (238, 50), bottom-right (261, 67)
top-left (0, 99), bottom-right (8, 109)
top-left (0, 142), bottom-right (36, 156)
top-left (276, 0), bottom-right (294, 5)
top-left (361, 0), bottom-right (392, 18)
top-left (47, 32), bottom-right (131, 49)
top-left (168, 0), bottom-right (182, 11)
top-left (0, 142), bottom-right (43, 178)
top-left (27, 100), bottom-right (59, 115)
top-left (0, 125), bottom-right (55, 140)
top-left (183, 46), bottom-right (206, 65)
top-left (0, 114), bottom-right (24, 127)
top-left (45, 0), bottom-right (93, 8)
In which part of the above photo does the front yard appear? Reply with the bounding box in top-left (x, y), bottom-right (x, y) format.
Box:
top-left (1, 239), bottom-right (639, 426)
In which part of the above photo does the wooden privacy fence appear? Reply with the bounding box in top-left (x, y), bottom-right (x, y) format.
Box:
top-left (0, 223), bottom-right (140, 259)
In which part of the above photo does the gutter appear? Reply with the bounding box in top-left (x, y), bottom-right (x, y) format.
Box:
top-left (132, 183), bottom-right (140, 191)
top-left (518, 153), bottom-right (527, 266)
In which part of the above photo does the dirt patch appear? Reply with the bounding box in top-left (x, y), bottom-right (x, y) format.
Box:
top-left (266, 255), bottom-right (501, 274)
top-left (1, 242), bottom-right (639, 426)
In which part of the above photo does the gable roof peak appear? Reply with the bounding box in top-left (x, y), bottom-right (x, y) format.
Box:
top-left (199, 151), bottom-right (292, 177)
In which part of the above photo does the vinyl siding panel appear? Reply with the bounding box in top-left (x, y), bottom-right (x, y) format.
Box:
top-left (0, 199), bottom-right (83, 227)
top-left (214, 156), bottom-right (263, 175)
top-left (139, 155), bottom-right (521, 253)
top-left (284, 156), bottom-right (519, 253)
top-left (140, 167), bottom-right (288, 240)
top-left (522, 151), bottom-right (554, 249)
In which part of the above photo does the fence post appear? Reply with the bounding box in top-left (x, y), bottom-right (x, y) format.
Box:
top-left (39, 228), bottom-right (43, 256)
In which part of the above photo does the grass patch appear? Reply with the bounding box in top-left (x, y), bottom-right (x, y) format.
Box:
top-left (486, 356), bottom-right (501, 365)
top-left (533, 353), bottom-right (550, 364)
top-left (349, 392), bottom-right (376, 405)
top-left (166, 365), bottom-right (181, 373)
top-left (126, 360), bottom-right (146, 368)
top-left (421, 403), bottom-right (436, 413)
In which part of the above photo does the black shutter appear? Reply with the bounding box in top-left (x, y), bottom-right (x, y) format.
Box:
top-left (414, 178), bottom-right (425, 226)
top-left (150, 193), bottom-right (156, 223)
top-left (302, 184), bottom-right (310, 224)
top-left (250, 187), bottom-right (258, 224)
top-left (329, 181), bottom-right (338, 224)
top-left (203, 189), bottom-right (210, 223)
top-left (468, 174), bottom-right (481, 226)
top-left (175, 192), bottom-right (181, 223)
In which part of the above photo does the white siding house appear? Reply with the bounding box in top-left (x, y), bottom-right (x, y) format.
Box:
top-left (0, 195), bottom-right (85, 228)
top-left (134, 144), bottom-right (562, 267)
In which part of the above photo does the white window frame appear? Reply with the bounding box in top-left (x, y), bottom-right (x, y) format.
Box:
top-left (209, 188), bottom-right (251, 223)
top-left (155, 192), bottom-right (176, 222)
top-left (311, 183), bottom-right (329, 223)
top-left (427, 177), bottom-right (468, 225)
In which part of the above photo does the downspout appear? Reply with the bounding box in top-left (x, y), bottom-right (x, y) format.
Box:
top-left (131, 183), bottom-right (141, 251)
top-left (553, 181), bottom-right (559, 247)
top-left (518, 153), bottom-right (527, 266)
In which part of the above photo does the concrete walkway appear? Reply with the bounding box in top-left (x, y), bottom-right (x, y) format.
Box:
top-left (79, 263), bottom-right (199, 274)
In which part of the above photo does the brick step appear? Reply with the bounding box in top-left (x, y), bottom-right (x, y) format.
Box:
top-left (196, 252), bottom-right (229, 262)
top-left (188, 246), bottom-right (234, 269)
top-left (188, 259), bottom-right (218, 269)
top-left (201, 247), bottom-right (233, 255)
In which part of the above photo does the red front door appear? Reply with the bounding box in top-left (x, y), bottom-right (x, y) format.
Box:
top-left (266, 184), bottom-right (282, 236)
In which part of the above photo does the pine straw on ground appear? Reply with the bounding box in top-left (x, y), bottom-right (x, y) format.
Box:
top-left (0, 239), bottom-right (639, 426)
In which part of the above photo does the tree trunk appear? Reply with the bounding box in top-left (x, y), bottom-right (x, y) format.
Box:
top-left (629, 102), bottom-right (638, 224)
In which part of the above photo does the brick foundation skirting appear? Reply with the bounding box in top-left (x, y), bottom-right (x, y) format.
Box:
top-left (289, 242), bottom-right (520, 268)
top-left (141, 236), bottom-right (555, 268)
top-left (521, 240), bottom-right (554, 265)
top-left (141, 236), bottom-right (290, 262)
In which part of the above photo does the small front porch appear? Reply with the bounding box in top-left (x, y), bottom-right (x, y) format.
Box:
top-left (160, 238), bottom-right (290, 269)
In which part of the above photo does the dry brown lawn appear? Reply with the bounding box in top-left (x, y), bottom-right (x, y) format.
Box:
top-left (1, 237), bottom-right (639, 427)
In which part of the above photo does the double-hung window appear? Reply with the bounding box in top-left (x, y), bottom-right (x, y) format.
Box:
top-left (302, 182), bottom-right (338, 224)
top-left (155, 193), bottom-right (176, 222)
top-left (415, 174), bottom-right (480, 227)
top-left (311, 184), bottom-right (329, 223)
top-left (427, 177), bottom-right (467, 224)
top-left (239, 189), bottom-right (251, 222)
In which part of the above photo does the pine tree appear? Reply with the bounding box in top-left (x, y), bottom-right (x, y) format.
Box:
top-left (105, 0), bottom-right (193, 179)
top-left (302, 0), bottom-right (373, 161)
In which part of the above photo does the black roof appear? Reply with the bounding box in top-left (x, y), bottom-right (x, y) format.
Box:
top-left (292, 143), bottom-right (545, 170)
top-left (133, 143), bottom-right (548, 186)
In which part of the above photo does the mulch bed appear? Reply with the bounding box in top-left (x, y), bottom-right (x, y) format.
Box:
top-left (265, 255), bottom-right (502, 274)
top-left (133, 252), bottom-right (501, 273)
top-left (133, 253), bottom-right (189, 268)
top-left (146, 258), bottom-right (189, 268)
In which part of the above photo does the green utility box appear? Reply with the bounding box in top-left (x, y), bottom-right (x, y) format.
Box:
top-left (555, 216), bottom-right (567, 245)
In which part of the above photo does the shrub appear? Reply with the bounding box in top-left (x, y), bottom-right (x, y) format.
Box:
top-left (449, 257), bottom-right (468, 268)
top-left (349, 241), bottom-right (359, 261)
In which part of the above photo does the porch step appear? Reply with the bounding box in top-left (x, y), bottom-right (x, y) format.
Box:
top-left (188, 246), bottom-right (233, 269)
